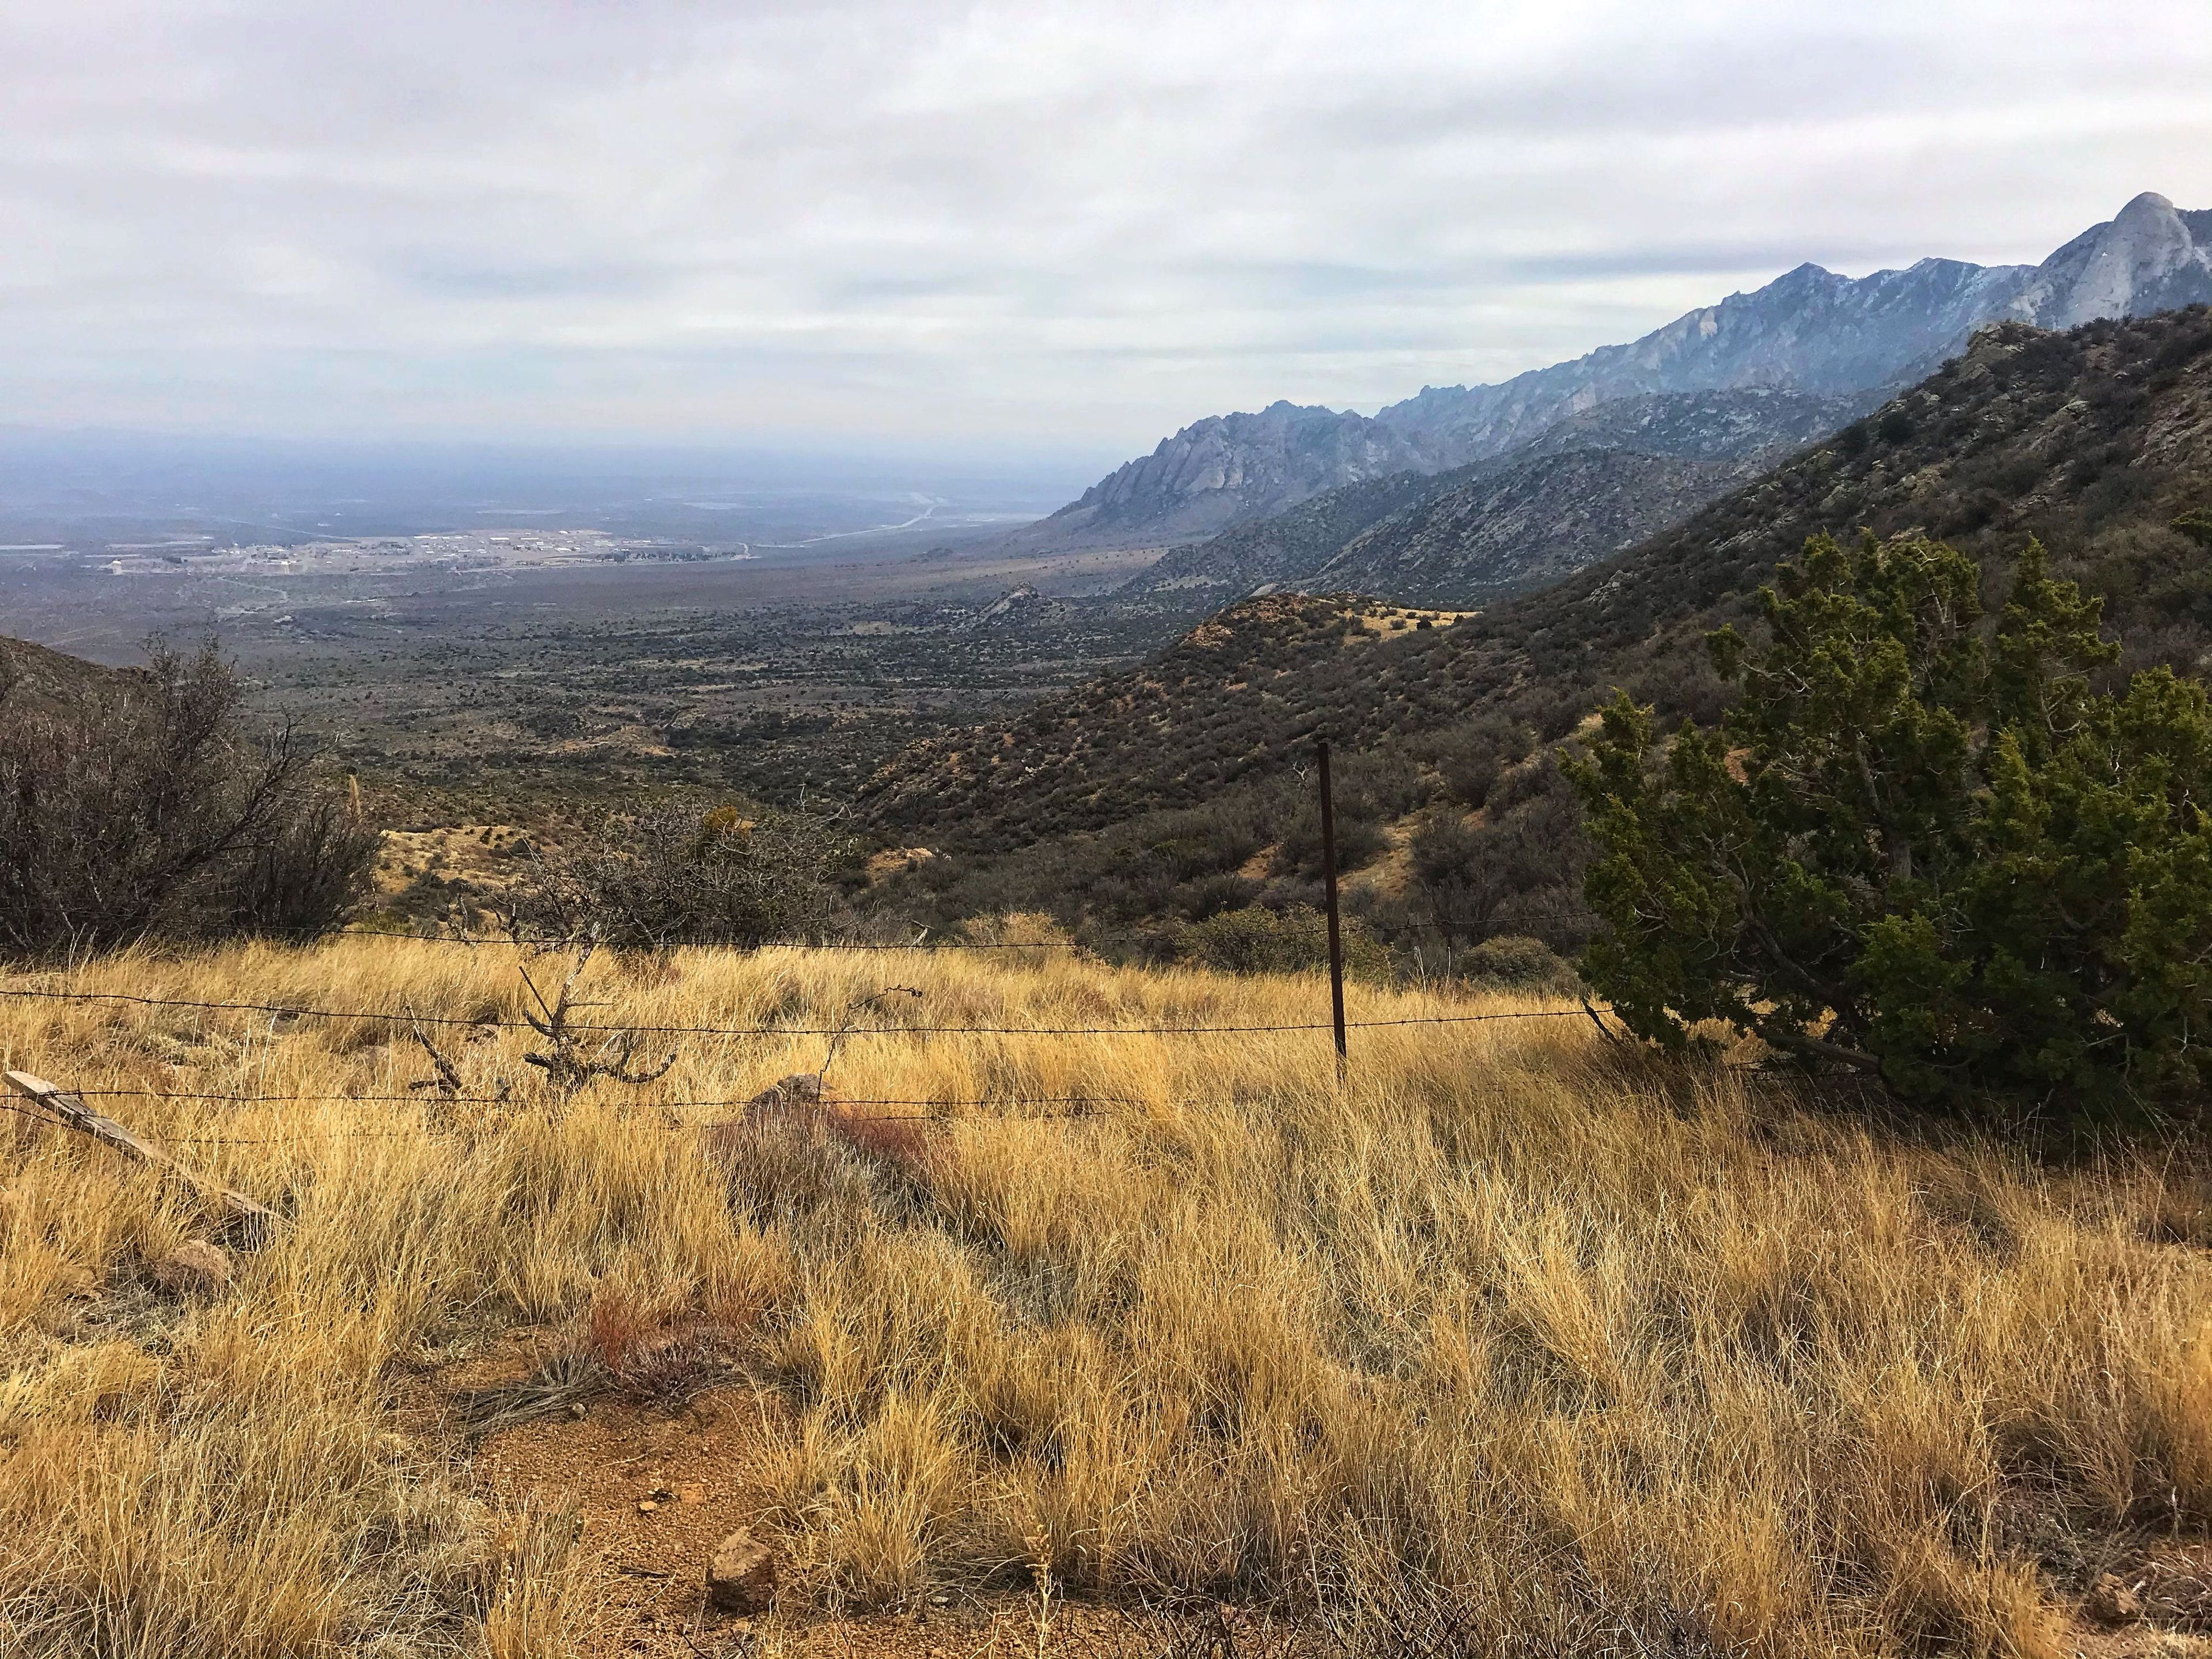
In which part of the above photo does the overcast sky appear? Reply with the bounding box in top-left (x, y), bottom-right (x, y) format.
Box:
top-left (3, 0), bottom-right (2208, 468)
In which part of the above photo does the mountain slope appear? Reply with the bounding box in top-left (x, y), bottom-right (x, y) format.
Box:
top-left (1378, 191), bottom-right (2212, 471)
top-left (1122, 386), bottom-right (1879, 608)
top-left (1309, 448), bottom-right (1741, 604)
top-left (1003, 401), bottom-right (1445, 552)
top-left (866, 306), bottom-right (2212, 859)
top-left (1018, 193), bottom-right (2211, 553)
top-left (0, 635), bottom-right (132, 714)
top-left (1115, 463), bottom-right (1465, 600)
top-left (1505, 388), bottom-right (1877, 463)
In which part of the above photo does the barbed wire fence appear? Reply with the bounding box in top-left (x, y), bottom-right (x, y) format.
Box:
top-left (0, 945), bottom-right (1614, 1168)
top-left (0, 981), bottom-right (1591, 1037)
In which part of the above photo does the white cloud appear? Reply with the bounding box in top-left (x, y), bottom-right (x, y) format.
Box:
top-left (1, 0), bottom-right (2206, 459)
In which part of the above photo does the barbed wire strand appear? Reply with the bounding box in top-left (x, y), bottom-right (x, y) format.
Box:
top-left (60, 1086), bottom-right (1152, 1111)
top-left (320, 927), bottom-right (1122, 951)
top-left (15, 1097), bottom-right (1115, 1150)
top-left (130, 918), bottom-right (1481, 953)
top-left (0, 983), bottom-right (1591, 1037)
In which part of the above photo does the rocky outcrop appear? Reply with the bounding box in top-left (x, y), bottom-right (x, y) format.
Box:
top-left (967, 585), bottom-right (1070, 629)
top-left (1122, 387), bottom-right (1876, 607)
top-left (1004, 402), bottom-right (1447, 552)
top-left (706, 1527), bottom-right (778, 1613)
top-left (2004, 191), bottom-right (2212, 330)
top-left (149, 1240), bottom-right (232, 1297)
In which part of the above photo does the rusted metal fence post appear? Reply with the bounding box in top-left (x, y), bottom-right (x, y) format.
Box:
top-left (1316, 740), bottom-right (1348, 1085)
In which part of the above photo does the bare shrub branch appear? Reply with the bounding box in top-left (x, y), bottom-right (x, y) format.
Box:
top-left (0, 637), bottom-right (377, 957)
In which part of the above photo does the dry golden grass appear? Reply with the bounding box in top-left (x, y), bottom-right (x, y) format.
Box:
top-left (2, 938), bottom-right (2210, 1656)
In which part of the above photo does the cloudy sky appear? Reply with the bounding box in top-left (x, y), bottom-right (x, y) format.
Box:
top-left (4, 0), bottom-right (2208, 467)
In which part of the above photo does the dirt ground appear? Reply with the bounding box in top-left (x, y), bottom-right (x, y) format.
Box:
top-left (447, 1338), bottom-right (1267, 1659)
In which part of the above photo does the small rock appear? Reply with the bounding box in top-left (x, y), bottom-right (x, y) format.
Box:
top-left (150, 1240), bottom-right (230, 1297)
top-left (2087, 1572), bottom-right (2145, 1624)
top-left (637, 1500), bottom-right (659, 1514)
top-left (751, 1074), bottom-right (834, 1113)
top-left (702, 1074), bottom-right (847, 1166)
top-left (707, 1527), bottom-right (778, 1613)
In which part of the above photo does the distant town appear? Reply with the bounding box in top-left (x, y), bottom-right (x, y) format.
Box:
top-left (92, 528), bottom-right (757, 577)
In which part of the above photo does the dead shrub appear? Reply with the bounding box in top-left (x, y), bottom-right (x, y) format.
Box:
top-left (0, 638), bottom-right (377, 957)
top-left (582, 1281), bottom-right (727, 1403)
top-left (513, 801), bottom-right (855, 948)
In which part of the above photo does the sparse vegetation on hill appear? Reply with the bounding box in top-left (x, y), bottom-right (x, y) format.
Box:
top-left (1172, 901), bottom-right (1389, 980)
top-left (3, 940), bottom-right (2209, 1654)
top-left (512, 801), bottom-right (861, 948)
top-left (1120, 464), bottom-right (1464, 603)
top-left (1308, 445), bottom-right (1742, 604)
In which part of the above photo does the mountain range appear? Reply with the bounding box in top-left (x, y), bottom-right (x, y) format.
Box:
top-left (1014, 192), bottom-right (2212, 566)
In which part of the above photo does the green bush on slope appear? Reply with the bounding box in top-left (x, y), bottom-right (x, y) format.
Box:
top-left (1571, 530), bottom-right (2212, 1118)
top-left (1176, 903), bottom-right (1390, 980)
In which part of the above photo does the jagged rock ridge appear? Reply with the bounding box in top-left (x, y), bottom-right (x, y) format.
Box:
top-left (1025, 194), bottom-right (2211, 552)
top-left (1125, 386), bottom-right (1879, 606)
top-left (1020, 402), bottom-right (1448, 550)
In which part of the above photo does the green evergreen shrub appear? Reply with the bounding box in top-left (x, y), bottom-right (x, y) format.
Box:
top-left (1459, 934), bottom-right (1576, 993)
top-left (1570, 531), bottom-right (2212, 1119)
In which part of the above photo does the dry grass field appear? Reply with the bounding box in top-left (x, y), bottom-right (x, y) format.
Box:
top-left (2, 938), bottom-right (2211, 1657)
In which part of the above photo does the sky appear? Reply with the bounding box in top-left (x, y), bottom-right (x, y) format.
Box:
top-left (4, 0), bottom-right (2210, 470)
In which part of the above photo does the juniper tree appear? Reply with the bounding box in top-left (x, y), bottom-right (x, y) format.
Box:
top-left (1569, 531), bottom-right (2212, 1118)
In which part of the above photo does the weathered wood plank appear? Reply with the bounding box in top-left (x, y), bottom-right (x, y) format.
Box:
top-left (5, 1069), bottom-right (278, 1227)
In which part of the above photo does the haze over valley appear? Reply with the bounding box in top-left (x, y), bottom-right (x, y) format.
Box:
top-left (9, 189), bottom-right (2208, 823)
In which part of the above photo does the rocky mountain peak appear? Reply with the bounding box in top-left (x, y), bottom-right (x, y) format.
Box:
top-left (2015, 191), bottom-right (2210, 329)
top-left (1014, 196), bottom-right (2210, 554)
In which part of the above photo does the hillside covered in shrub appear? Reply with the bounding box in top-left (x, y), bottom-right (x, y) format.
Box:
top-left (865, 309), bottom-right (2212, 956)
